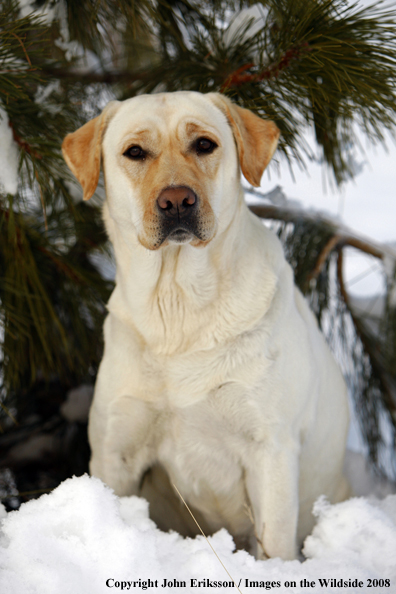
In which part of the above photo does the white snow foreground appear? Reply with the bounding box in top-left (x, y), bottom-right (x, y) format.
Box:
top-left (0, 476), bottom-right (395, 594)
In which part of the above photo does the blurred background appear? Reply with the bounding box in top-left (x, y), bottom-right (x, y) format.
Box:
top-left (0, 0), bottom-right (395, 510)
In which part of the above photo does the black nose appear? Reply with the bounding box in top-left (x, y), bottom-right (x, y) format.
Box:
top-left (157, 186), bottom-right (197, 218)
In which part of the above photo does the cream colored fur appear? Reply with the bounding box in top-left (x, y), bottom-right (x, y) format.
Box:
top-left (62, 91), bottom-right (350, 560)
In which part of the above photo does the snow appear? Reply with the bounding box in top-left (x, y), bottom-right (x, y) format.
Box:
top-left (344, 451), bottom-right (396, 499)
top-left (0, 107), bottom-right (19, 196)
top-left (224, 4), bottom-right (269, 50)
top-left (0, 475), bottom-right (395, 593)
top-left (304, 495), bottom-right (396, 574)
top-left (18, 0), bottom-right (80, 61)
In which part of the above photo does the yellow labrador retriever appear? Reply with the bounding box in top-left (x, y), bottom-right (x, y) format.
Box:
top-left (62, 92), bottom-right (349, 560)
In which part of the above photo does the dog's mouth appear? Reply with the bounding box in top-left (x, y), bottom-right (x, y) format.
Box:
top-left (167, 227), bottom-right (193, 243)
top-left (160, 212), bottom-right (200, 246)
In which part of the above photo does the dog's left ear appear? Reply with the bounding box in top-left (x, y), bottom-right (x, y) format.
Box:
top-left (207, 93), bottom-right (280, 187)
top-left (62, 101), bottom-right (120, 201)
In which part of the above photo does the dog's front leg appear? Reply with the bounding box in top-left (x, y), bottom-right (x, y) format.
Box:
top-left (89, 395), bottom-right (158, 497)
top-left (245, 441), bottom-right (299, 560)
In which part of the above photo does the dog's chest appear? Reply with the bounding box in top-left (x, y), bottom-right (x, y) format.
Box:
top-left (154, 376), bottom-right (263, 470)
top-left (153, 386), bottom-right (261, 532)
top-left (137, 326), bottom-right (275, 464)
top-left (138, 315), bottom-right (274, 408)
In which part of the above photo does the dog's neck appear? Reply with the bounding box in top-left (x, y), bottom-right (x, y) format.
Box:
top-left (103, 190), bottom-right (280, 354)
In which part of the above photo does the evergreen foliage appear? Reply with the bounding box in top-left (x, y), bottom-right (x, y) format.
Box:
top-left (1, 0), bottom-right (396, 491)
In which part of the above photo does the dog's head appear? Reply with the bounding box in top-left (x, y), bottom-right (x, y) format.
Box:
top-left (62, 92), bottom-right (279, 250)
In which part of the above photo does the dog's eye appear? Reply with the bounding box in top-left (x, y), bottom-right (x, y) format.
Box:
top-left (196, 138), bottom-right (217, 155)
top-left (124, 145), bottom-right (146, 160)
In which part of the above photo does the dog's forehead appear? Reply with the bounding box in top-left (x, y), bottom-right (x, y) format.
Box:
top-left (105, 92), bottom-right (227, 144)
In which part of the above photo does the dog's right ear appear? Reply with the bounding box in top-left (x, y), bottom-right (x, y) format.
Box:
top-left (62, 101), bottom-right (119, 201)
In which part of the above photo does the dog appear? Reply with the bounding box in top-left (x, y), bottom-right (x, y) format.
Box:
top-left (62, 91), bottom-right (350, 560)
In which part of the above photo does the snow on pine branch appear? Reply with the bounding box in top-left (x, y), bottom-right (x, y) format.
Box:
top-left (17, 0), bottom-right (80, 60)
top-left (0, 107), bottom-right (19, 196)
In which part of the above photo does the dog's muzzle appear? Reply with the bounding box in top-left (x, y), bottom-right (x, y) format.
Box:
top-left (157, 186), bottom-right (200, 243)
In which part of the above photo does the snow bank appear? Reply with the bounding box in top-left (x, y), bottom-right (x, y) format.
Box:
top-left (0, 475), bottom-right (395, 594)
